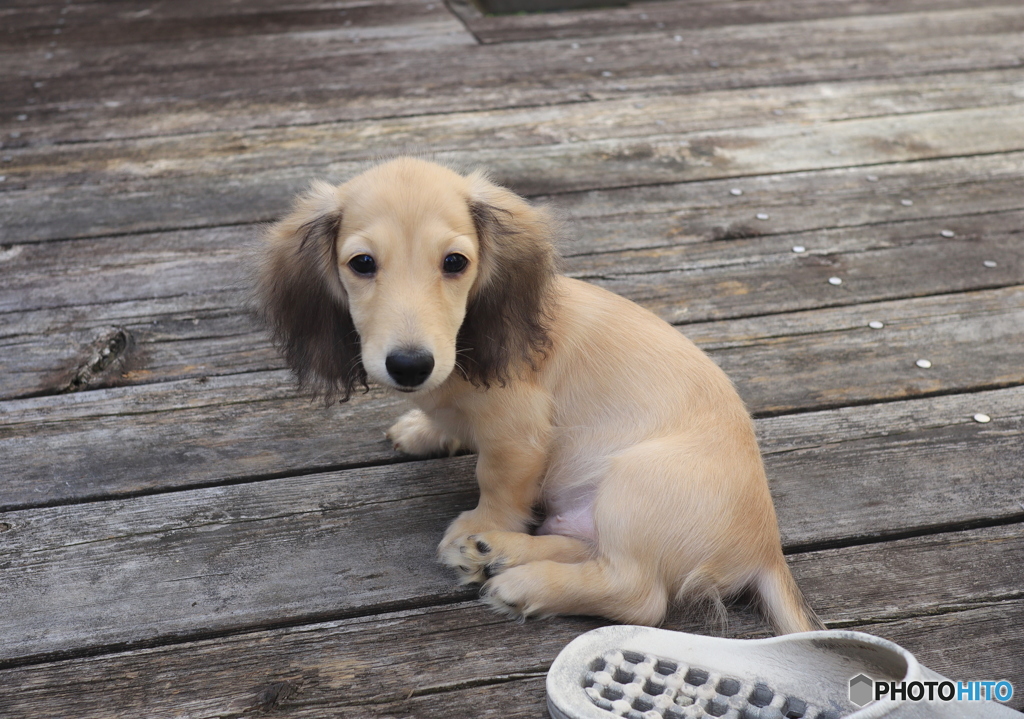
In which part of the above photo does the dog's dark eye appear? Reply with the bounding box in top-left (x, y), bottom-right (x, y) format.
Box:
top-left (348, 254), bottom-right (377, 276)
top-left (442, 253), bottom-right (469, 275)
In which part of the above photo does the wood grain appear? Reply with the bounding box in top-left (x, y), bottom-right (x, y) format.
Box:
top-left (1, 188), bottom-right (1021, 399)
top-left (0, 524), bottom-right (1020, 715)
top-left (4, 210), bottom-right (1019, 397)
top-left (1, 0), bottom-right (467, 49)
top-left (3, 1), bottom-right (1023, 714)
top-left (6, 97), bottom-right (1024, 242)
top-left (693, 287), bottom-right (1024, 414)
top-left (0, 456), bottom-right (480, 662)
top-left (4, 8), bottom-right (1023, 144)
top-left (4, 278), bottom-right (1019, 510)
top-left (7, 139), bottom-right (1024, 309)
top-left (0, 388), bottom-right (1021, 659)
top-left (10, 67), bottom-right (1024, 192)
top-left (463, 0), bottom-right (1002, 43)
top-left (574, 210), bottom-right (1024, 323)
top-left (3, 289), bottom-right (1023, 507)
top-left (553, 150), bottom-right (1024, 255)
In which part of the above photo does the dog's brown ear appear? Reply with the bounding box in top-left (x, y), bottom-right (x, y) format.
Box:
top-left (253, 181), bottom-right (366, 402)
top-left (459, 171), bottom-right (558, 387)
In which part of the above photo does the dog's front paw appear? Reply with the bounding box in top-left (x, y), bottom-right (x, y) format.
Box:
top-left (386, 409), bottom-right (461, 457)
top-left (438, 532), bottom-right (510, 585)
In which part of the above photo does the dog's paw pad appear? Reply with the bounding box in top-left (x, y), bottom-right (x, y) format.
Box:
top-left (439, 539), bottom-right (487, 585)
top-left (451, 560), bottom-right (485, 585)
top-left (439, 532), bottom-right (514, 586)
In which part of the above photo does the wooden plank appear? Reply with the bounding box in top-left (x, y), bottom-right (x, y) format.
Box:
top-left (18, 65), bottom-right (1024, 180)
top-left (4, 203), bottom-right (1021, 320)
top-left (7, 88), bottom-right (1024, 241)
top-left (553, 149), bottom-right (1024, 256)
top-left (576, 210), bottom-right (1024, 324)
top-left (463, 0), bottom-right (996, 44)
top-left (0, 225), bottom-right (249, 314)
top-left (3, 8), bottom-right (1024, 144)
top-left (3, 290), bottom-right (1023, 507)
top-left (8, 361), bottom-right (1020, 473)
top-left (460, 103), bottom-right (1024, 196)
top-left (0, 457), bottom-right (480, 663)
top-left (759, 387), bottom-right (1024, 546)
top-left (2, 203), bottom-right (1022, 399)
top-left (267, 604), bottom-right (1024, 716)
top-left (1, 0), bottom-right (409, 16)
top-left (13, 67), bottom-right (1024, 191)
top-left (694, 287), bottom-right (1024, 415)
top-left (0, 390), bottom-right (1021, 658)
top-left (4, 146), bottom-right (1023, 313)
top-left (4, 604), bottom-right (1020, 719)
top-left (1, 0), bottom-right (468, 49)
top-left (0, 372), bottom-right (410, 507)
top-left (0, 524), bottom-right (1020, 714)
top-left (788, 525), bottom-right (1024, 624)
top-left (0, 294), bottom-right (282, 399)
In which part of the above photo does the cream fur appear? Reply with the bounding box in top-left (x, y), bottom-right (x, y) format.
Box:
top-left (256, 157), bottom-right (823, 634)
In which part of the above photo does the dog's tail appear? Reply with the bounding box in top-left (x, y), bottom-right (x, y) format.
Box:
top-left (755, 557), bottom-right (825, 634)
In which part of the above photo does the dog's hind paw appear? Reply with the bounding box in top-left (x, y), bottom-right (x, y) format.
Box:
top-left (386, 409), bottom-right (462, 457)
top-left (480, 566), bottom-right (546, 620)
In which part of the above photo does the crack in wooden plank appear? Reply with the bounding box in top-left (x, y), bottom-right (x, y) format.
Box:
top-left (783, 514), bottom-right (1024, 555)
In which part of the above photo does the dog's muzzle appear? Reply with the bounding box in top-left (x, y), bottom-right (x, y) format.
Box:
top-left (385, 349), bottom-right (435, 389)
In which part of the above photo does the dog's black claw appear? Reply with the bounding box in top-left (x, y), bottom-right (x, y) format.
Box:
top-left (457, 564), bottom-right (471, 573)
top-left (475, 539), bottom-right (491, 554)
top-left (483, 563), bottom-right (496, 579)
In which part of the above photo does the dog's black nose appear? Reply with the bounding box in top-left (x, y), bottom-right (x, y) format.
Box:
top-left (385, 349), bottom-right (435, 388)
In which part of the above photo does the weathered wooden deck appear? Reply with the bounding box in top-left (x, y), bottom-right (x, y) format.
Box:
top-left (1, 1), bottom-right (1023, 716)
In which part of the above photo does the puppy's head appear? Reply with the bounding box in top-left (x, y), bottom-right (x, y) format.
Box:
top-left (254, 157), bottom-right (557, 401)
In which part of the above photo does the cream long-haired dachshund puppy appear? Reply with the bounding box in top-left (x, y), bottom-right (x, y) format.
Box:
top-left (255, 157), bottom-right (822, 634)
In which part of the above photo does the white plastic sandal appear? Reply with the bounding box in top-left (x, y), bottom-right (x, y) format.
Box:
top-left (546, 626), bottom-right (1021, 719)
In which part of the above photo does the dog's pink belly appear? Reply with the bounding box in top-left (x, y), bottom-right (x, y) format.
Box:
top-left (536, 498), bottom-right (596, 542)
